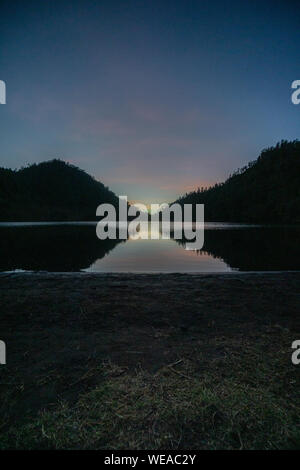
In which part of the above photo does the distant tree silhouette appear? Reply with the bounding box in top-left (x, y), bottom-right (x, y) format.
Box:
top-left (1, 141), bottom-right (300, 223)
top-left (0, 159), bottom-right (120, 221)
top-left (175, 140), bottom-right (300, 223)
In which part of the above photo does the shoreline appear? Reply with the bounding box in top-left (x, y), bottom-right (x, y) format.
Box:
top-left (2, 270), bottom-right (300, 276)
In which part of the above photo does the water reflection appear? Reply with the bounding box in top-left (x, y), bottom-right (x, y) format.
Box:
top-left (0, 223), bottom-right (299, 272)
top-left (0, 225), bottom-right (123, 272)
top-left (177, 225), bottom-right (300, 271)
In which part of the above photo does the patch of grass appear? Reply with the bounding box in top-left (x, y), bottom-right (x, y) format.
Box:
top-left (2, 351), bottom-right (299, 450)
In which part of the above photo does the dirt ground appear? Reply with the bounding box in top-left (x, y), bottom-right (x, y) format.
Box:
top-left (0, 272), bottom-right (299, 449)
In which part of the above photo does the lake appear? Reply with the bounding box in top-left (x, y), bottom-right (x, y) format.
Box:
top-left (0, 222), bottom-right (300, 273)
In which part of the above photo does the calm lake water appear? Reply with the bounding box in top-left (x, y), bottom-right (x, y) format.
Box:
top-left (0, 222), bottom-right (300, 273)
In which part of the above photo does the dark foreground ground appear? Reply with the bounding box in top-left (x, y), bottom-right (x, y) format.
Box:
top-left (0, 272), bottom-right (299, 449)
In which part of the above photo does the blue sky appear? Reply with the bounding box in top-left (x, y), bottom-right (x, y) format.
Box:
top-left (0, 0), bottom-right (299, 203)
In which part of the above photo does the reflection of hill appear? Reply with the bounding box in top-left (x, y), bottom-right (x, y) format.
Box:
top-left (0, 225), bottom-right (123, 272)
top-left (176, 227), bottom-right (300, 271)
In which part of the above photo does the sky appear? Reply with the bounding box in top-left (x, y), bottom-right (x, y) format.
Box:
top-left (0, 0), bottom-right (299, 203)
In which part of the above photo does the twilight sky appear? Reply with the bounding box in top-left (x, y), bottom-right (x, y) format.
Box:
top-left (0, 0), bottom-right (299, 203)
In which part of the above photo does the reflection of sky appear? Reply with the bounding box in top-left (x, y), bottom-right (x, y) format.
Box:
top-left (1, 1), bottom-right (299, 203)
top-left (85, 238), bottom-right (231, 273)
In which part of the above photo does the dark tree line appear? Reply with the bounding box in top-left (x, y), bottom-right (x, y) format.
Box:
top-left (175, 140), bottom-right (300, 223)
top-left (1, 141), bottom-right (299, 223)
top-left (0, 159), bottom-right (120, 221)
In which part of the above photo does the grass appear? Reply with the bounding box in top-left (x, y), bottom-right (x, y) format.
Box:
top-left (2, 337), bottom-right (299, 450)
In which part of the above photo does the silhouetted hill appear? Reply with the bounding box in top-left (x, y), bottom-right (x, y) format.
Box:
top-left (0, 159), bottom-right (120, 221)
top-left (176, 140), bottom-right (300, 224)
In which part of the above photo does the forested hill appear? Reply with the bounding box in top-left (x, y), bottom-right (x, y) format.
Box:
top-left (0, 159), bottom-right (120, 221)
top-left (176, 140), bottom-right (300, 224)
